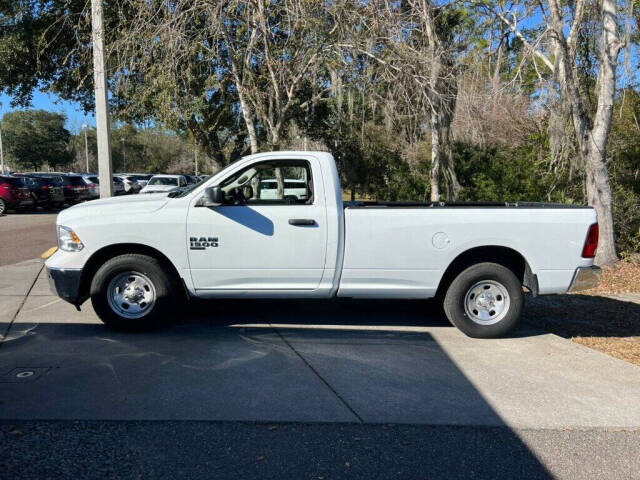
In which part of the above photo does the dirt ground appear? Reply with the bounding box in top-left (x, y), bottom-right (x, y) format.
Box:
top-left (525, 261), bottom-right (640, 366)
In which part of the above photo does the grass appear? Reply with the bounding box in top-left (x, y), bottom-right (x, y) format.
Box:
top-left (524, 260), bottom-right (640, 366)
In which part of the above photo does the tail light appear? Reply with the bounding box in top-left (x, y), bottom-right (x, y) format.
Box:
top-left (87, 183), bottom-right (97, 188)
top-left (581, 223), bottom-right (599, 258)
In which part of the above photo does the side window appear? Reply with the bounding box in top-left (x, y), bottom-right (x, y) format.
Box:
top-left (220, 160), bottom-right (313, 205)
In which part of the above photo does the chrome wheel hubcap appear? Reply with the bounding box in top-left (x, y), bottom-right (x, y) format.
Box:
top-left (107, 271), bottom-right (156, 319)
top-left (464, 280), bottom-right (510, 325)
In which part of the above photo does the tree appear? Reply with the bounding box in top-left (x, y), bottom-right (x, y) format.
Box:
top-left (1, 110), bottom-right (72, 171)
top-left (493, 0), bottom-right (628, 265)
top-left (337, 0), bottom-right (469, 201)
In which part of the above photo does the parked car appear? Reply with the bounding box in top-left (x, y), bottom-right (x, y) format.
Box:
top-left (139, 174), bottom-right (187, 194)
top-left (15, 175), bottom-right (66, 209)
top-left (81, 175), bottom-right (101, 199)
top-left (125, 174), bottom-right (153, 188)
top-left (46, 151), bottom-right (601, 337)
top-left (112, 176), bottom-right (127, 196)
top-left (31, 174), bottom-right (92, 204)
top-left (79, 175), bottom-right (125, 198)
top-left (0, 176), bottom-right (35, 214)
top-left (116, 174), bottom-right (142, 194)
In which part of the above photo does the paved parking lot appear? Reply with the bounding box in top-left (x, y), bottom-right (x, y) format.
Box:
top-left (3, 259), bottom-right (640, 428)
top-left (0, 212), bottom-right (57, 266)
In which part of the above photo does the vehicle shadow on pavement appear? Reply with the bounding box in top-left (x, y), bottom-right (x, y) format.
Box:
top-left (0, 298), bottom-right (553, 478)
top-left (525, 294), bottom-right (640, 337)
top-left (184, 296), bottom-right (546, 339)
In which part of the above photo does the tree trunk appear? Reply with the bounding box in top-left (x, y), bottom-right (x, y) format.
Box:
top-left (251, 176), bottom-right (260, 200)
top-left (441, 122), bottom-right (461, 201)
top-left (238, 89), bottom-right (259, 154)
top-left (430, 109), bottom-right (440, 202)
top-left (548, 0), bottom-right (621, 265)
top-left (275, 167), bottom-right (284, 199)
top-left (585, 146), bottom-right (617, 264)
top-left (585, 0), bottom-right (621, 266)
top-left (270, 126), bottom-right (281, 151)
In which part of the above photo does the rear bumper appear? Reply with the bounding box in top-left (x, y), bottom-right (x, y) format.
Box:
top-left (568, 266), bottom-right (602, 292)
top-left (46, 266), bottom-right (83, 305)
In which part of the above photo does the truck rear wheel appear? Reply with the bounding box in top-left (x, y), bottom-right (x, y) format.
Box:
top-left (90, 254), bottom-right (177, 331)
top-left (443, 262), bottom-right (523, 338)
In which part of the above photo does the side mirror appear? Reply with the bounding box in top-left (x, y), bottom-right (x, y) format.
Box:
top-left (199, 186), bottom-right (224, 207)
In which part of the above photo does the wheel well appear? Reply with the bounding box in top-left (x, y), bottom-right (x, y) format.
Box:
top-left (78, 243), bottom-right (184, 303)
top-left (435, 246), bottom-right (537, 298)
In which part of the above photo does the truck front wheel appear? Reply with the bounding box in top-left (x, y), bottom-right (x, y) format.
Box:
top-left (90, 254), bottom-right (177, 330)
top-left (443, 262), bottom-right (523, 338)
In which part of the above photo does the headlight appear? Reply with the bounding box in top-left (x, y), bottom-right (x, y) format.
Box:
top-left (57, 225), bottom-right (84, 252)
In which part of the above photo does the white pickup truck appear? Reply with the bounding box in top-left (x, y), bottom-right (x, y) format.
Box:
top-left (45, 151), bottom-right (601, 337)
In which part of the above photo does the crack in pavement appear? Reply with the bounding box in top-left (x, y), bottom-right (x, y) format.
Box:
top-left (273, 325), bottom-right (364, 424)
top-left (0, 263), bottom-right (44, 348)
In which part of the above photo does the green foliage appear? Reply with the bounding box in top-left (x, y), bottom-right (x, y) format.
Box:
top-left (0, 0), bottom-right (95, 108)
top-left (609, 89), bottom-right (640, 256)
top-left (1, 110), bottom-right (72, 171)
top-left (68, 124), bottom-right (208, 175)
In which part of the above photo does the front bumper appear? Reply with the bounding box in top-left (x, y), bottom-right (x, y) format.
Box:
top-left (47, 267), bottom-right (83, 305)
top-left (568, 266), bottom-right (602, 292)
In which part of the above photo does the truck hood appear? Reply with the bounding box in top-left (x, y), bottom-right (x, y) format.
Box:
top-left (57, 193), bottom-right (169, 225)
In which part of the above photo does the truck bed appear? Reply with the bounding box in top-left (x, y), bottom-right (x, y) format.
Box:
top-left (345, 201), bottom-right (592, 209)
top-left (337, 202), bottom-right (596, 298)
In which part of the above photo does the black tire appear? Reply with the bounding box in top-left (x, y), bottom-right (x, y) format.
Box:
top-left (90, 253), bottom-right (177, 331)
top-left (443, 262), bottom-right (523, 338)
top-left (0, 198), bottom-right (6, 215)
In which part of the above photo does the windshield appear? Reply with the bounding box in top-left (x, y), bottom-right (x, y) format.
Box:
top-left (149, 177), bottom-right (178, 186)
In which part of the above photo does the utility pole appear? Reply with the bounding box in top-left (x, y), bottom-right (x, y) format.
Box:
top-left (194, 146), bottom-right (198, 176)
top-left (121, 138), bottom-right (126, 172)
top-left (91, 0), bottom-right (113, 197)
top-left (82, 124), bottom-right (89, 172)
top-left (0, 121), bottom-right (5, 174)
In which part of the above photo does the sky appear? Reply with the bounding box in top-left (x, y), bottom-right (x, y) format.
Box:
top-left (0, 90), bottom-right (95, 134)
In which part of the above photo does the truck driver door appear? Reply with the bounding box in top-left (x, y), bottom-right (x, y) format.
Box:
top-left (187, 158), bottom-right (327, 292)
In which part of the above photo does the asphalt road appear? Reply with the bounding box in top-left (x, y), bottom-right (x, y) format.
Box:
top-left (0, 212), bottom-right (58, 266)
top-left (2, 421), bottom-right (639, 479)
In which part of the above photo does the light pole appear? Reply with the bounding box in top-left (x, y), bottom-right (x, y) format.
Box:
top-left (91, 0), bottom-right (114, 197)
top-left (194, 146), bottom-right (198, 176)
top-left (121, 138), bottom-right (126, 172)
top-left (0, 120), bottom-right (5, 174)
top-left (82, 124), bottom-right (89, 172)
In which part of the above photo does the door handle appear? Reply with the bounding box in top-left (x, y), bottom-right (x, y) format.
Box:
top-left (288, 218), bottom-right (316, 226)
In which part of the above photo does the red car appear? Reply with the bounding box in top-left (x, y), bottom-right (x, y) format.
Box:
top-left (0, 176), bottom-right (36, 214)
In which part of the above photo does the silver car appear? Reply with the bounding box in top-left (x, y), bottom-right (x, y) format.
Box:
top-left (81, 175), bottom-right (100, 199)
top-left (116, 174), bottom-right (143, 194)
top-left (82, 175), bottom-right (126, 197)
